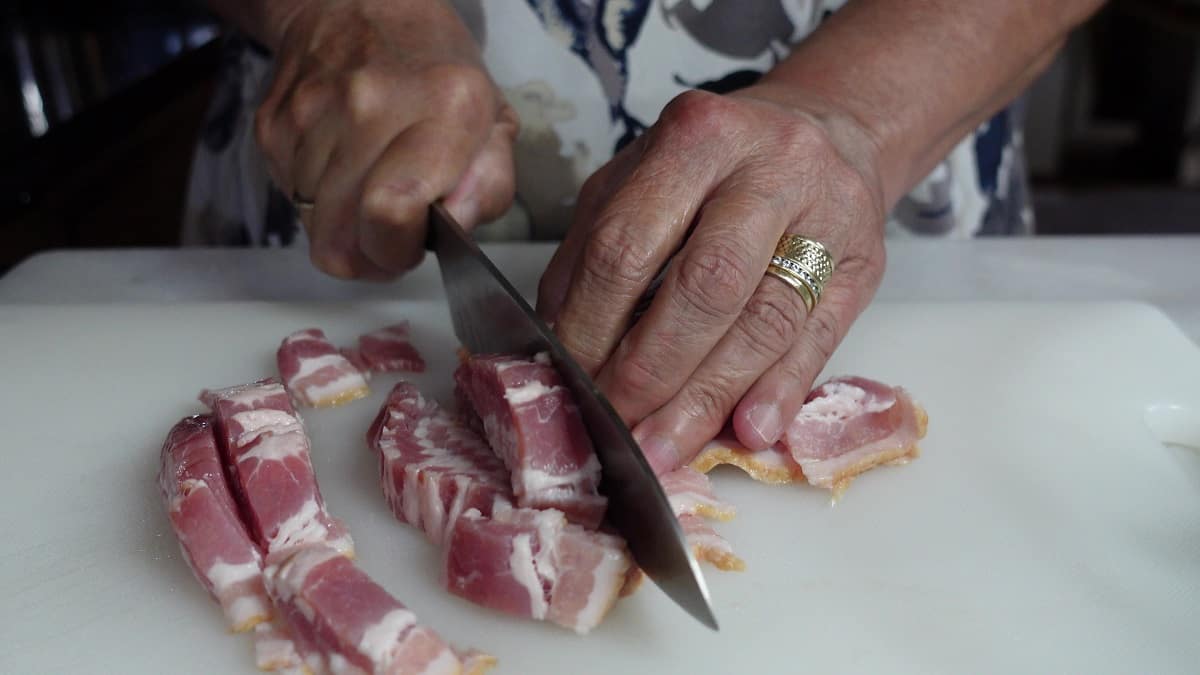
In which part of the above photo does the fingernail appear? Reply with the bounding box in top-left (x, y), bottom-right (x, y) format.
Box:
top-left (635, 433), bottom-right (680, 474)
top-left (445, 194), bottom-right (479, 227)
top-left (746, 403), bottom-right (783, 447)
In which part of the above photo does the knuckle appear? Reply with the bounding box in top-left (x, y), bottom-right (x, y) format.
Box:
top-left (674, 239), bottom-right (753, 320)
top-left (343, 70), bottom-right (384, 125)
top-left (581, 225), bottom-right (657, 294)
top-left (681, 381), bottom-right (737, 427)
top-left (742, 287), bottom-right (805, 356)
top-left (612, 351), bottom-right (672, 404)
top-left (658, 89), bottom-right (737, 143)
top-left (801, 309), bottom-right (841, 365)
top-left (360, 176), bottom-right (430, 227)
top-left (287, 79), bottom-right (329, 130)
top-left (425, 63), bottom-right (492, 126)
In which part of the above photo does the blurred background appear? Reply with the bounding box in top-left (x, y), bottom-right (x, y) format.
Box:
top-left (1, 0), bottom-right (1198, 274)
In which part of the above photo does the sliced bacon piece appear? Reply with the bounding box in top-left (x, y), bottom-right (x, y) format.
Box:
top-left (347, 322), bottom-right (427, 375)
top-left (785, 376), bottom-right (926, 497)
top-left (443, 506), bottom-right (631, 634)
top-left (277, 328), bottom-right (370, 408)
top-left (158, 415), bottom-right (271, 632)
top-left (453, 353), bottom-right (606, 528)
top-left (678, 514), bottom-right (744, 572)
top-left (253, 622), bottom-right (305, 673)
top-left (201, 379), bottom-right (354, 559)
top-left (657, 467), bottom-right (743, 572)
top-left (691, 377), bottom-right (927, 499)
top-left (368, 381), bottom-right (513, 545)
top-left (265, 544), bottom-right (487, 675)
top-left (659, 467), bottom-right (736, 522)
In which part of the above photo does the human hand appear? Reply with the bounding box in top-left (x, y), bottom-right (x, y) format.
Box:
top-left (255, 0), bottom-right (518, 279)
top-left (537, 85), bottom-right (889, 473)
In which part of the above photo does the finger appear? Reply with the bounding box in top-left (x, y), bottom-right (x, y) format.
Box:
top-left (255, 66), bottom-right (329, 195)
top-left (594, 183), bottom-right (787, 425)
top-left (551, 132), bottom-right (724, 375)
top-left (443, 119), bottom-right (518, 228)
top-left (534, 144), bottom-right (639, 324)
top-left (731, 255), bottom-right (882, 452)
top-left (357, 116), bottom-right (490, 273)
top-left (290, 105), bottom-right (342, 201)
top-left (630, 263), bottom-right (811, 473)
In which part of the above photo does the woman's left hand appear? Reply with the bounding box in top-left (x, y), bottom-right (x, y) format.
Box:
top-left (536, 85), bottom-right (890, 473)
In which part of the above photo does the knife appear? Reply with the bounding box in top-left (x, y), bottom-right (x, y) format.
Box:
top-left (425, 202), bottom-right (718, 631)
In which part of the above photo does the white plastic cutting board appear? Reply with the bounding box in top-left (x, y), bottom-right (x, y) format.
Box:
top-left (1, 300), bottom-right (1197, 674)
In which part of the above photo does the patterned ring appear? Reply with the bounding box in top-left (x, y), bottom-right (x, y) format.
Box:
top-left (765, 234), bottom-right (834, 311)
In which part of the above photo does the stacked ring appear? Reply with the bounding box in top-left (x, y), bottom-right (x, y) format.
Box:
top-left (764, 234), bottom-right (834, 313)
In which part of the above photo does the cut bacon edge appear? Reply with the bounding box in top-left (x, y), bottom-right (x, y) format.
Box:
top-left (692, 377), bottom-right (927, 500)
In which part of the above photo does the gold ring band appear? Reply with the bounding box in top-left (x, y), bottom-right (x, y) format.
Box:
top-left (292, 192), bottom-right (316, 212)
top-left (766, 234), bottom-right (834, 311)
top-left (765, 264), bottom-right (817, 313)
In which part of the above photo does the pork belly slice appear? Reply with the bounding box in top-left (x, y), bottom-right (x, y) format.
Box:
top-left (443, 507), bottom-right (631, 634)
top-left (265, 544), bottom-right (492, 675)
top-left (454, 353), bottom-right (606, 528)
top-left (691, 377), bottom-right (926, 499)
top-left (657, 467), bottom-right (743, 572)
top-left (659, 467), bottom-right (736, 522)
top-left (344, 323), bottom-right (427, 375)
top-left (277, 328), bottom-right (370, 408)
top-left (201, 379), bottom-right (354, 558)
top-left (677, 514), bottom-right (744, 572)
top-left (368, 381), bottom-right (513, 545)
top-left (158, 415), bottom-right (271, 632)
top-left (785, 376), bottom-right (926, 497)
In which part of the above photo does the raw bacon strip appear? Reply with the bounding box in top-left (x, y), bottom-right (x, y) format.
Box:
top-left (678, 514), bottom-right (744, 572)
top-left (786, 377), bottom-right (926, 497)
top-left (349, 322), bottom-right (427, 374)
top-left (454, 353), bottom-right (606, 528)
top-left (691, 377), bottom-right (927, 499)
top-left (368, 381), bottom-right (513, 545)
top-left (265, 544), bottom-right (489, 675)
top-left (277, 328), bottom-right (370, 408)
top-left (658, 468), bottom-right (743, 572)
top-left (201, 379), bottom-right (354, 559)
top-left (659, 467), bottom-right (736, 522)
top-left (443, 506), bottom-right (631, 634)
top-left (158, 415), bottom-right (271, 632)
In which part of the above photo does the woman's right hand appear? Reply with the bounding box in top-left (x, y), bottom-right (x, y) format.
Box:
top-left (255, 0), bottom-right (518, 279)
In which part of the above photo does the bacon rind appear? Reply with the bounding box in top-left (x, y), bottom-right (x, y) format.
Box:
top-left (277, 328), bottom-right (370, 408)
top-left (679, 514), bottom-right (745, 572)
top-left (158, 415), bottom-right (271, 632)
top-left (690, 438), bottom-right (806, 485)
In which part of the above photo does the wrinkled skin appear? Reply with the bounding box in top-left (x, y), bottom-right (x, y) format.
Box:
top-left (254, 0), bottom-right (518, 279)
top-left (536, 84), bottom-right (888, 472)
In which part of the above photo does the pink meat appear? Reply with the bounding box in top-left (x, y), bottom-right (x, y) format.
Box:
top-left (454, 353), bottom-right (606, 528)
top-left (658, 468), bottom-right (742, 572)
top-left (349, 323), bottom-right (427, 374)
top-left (264, 545), bottom-right (470, 675)
top-left (659, 467), bottom-right (736, 522)
top-left (368, 382), bottom-right (513, 545)
top-left (158, 415), bottom-right (271, 632)
top-left (200, 379), bottom-right (353, 559)
top-left (783, 376), bottom-right (926, 495)
top-left (443, 506), bottom-right (631, 634)
top-left (277, 328), bottom-right (370, 408)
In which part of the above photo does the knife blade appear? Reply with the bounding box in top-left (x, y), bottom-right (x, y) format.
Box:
top-left (424, 202), bottom-right (718, 631)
